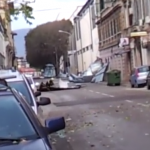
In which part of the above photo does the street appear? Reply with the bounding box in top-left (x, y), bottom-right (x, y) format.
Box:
top-left (40, 83), bottom-right (150, 150)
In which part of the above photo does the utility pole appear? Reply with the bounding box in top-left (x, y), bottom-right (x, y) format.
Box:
top-left (54, 46), bottom-right (58, 76)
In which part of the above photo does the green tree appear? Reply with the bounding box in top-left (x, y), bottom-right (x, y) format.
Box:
top-left (6, 1), bottom-right (34, 24)
top-left (25, 19), bottom-right (73, 71)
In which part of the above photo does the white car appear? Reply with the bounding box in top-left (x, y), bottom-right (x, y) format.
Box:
top-left (0, 69), bottom-right (41, 115)
top-left (25, 74), bottom-right (39, 92)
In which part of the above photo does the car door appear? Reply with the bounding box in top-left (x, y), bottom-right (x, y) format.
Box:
top-left (147, 72), bottom-right (150, 85)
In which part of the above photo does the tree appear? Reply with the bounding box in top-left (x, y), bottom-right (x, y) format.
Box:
top-left (25, 19), bottom-right (73, 71)
top-left (0, 1), bottom-right (34, 25)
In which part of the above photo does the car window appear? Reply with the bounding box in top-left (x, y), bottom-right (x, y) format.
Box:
top-left (138, 66), bottom-right (150, 73)
top-left (8, 81), bottom-right (33, 106)
top-left (0, 95), bottom-right (36, 139)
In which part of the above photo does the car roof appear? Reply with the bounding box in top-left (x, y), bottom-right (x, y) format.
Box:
top-left (0, 69), bottom-right (23, 82)
top-left (136, 65), bottom-right (150, 69)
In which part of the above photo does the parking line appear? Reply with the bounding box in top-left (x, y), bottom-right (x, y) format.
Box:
top-left (125, 100), bottom-right (133, 103)
top-left (101, 93), bottom-right (114, 97)
top-left (89, 90), bottom-right (93, 93)
top-left (137, 103), bottom-right (150, 107)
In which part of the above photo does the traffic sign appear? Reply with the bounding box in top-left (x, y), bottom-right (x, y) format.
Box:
top-left (119, 38), bottom-right (129, 47)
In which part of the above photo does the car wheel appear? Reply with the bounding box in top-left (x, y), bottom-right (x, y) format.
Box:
top-left (147, 83), bottom-right (150, 90)
top-left (134, 81), bottom-right (139, 88)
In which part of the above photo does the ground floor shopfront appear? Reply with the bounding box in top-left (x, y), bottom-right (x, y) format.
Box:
top-left (100, 44), bottom-right (132, 82)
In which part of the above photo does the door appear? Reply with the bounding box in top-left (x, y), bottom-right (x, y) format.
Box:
top-left (130, 68), bottom-right (136, 85)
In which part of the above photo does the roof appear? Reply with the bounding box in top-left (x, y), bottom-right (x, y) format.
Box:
top-left (0, 70), bottom-right (23, 82)
top-left (75, 0), bottom-right (93, 19)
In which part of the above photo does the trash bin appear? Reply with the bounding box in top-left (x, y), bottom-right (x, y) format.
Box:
top-left (107, 70), bottom-right (121, 86)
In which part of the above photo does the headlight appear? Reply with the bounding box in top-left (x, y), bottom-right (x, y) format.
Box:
top-left (51, 78), bottom-right (54, 80)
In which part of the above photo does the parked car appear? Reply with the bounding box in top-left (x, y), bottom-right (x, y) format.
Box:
top-left (25, 74), bottom-right (39, 92)
top-left (146, 71), bottom-right (150, 89)
top-left (0, 82), bottom-right (65, 150)
top-left (0, 69), bottom-right (41, 115)
top-left (130, 65), bottom-right (150, 88)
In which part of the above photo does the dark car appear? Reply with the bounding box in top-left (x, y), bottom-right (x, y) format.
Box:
top-left (0, 80), bottom-right (65, 150)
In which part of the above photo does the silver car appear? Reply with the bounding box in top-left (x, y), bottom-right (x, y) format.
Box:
top-left (0, 69), bottom-right (41, 115)
top-left (130, 65), bottom-right (150, 87)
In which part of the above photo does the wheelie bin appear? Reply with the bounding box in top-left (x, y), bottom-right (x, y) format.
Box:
top-left (107, 70), bottom-right (121, 86)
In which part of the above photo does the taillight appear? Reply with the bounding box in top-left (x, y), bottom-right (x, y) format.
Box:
top-left (135, 69), bottom-right (139, 77)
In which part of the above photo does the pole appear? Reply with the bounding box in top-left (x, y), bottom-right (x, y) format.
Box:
top-left (89, 5), bottom-right (93, 63)
top-left (55, 47), bottom-right (58, 76)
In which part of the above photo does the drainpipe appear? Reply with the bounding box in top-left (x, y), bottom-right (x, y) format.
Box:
top-left (80, 33), bottom-right (84, 71)
top-left (89, 4), bottom-right (94, 63)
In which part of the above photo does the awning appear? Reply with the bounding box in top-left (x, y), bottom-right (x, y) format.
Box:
top-left (114, 50), bottom-right (130, 56)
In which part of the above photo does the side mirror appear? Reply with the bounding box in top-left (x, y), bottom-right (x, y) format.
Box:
top-left (34, 91), bottom-right (41, 97)
top-left (44, 117), bottom-right (65, 134)
top-left (37, 97), bottom-right (51, 106)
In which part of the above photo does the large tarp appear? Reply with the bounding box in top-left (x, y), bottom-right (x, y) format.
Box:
top-left (91, 63), bottom-right (109, 83)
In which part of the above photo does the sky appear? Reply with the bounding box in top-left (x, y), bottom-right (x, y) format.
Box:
top-left (12, 0), bottom-right (87, 30)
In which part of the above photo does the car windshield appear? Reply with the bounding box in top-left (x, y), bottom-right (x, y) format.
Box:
top-left (8, 81), bottom-right (33, 106)
top-left (0, 95), bottom-right (36, 139)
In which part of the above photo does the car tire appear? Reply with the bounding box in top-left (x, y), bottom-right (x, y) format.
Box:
top-left (147, 83), bottom-right (150, 90)
top-left (134, 81), bottom-right (139, 88)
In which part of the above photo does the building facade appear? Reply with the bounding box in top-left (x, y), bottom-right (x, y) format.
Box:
top-left (74, 0), bottom-right (99, 72)
top-left (68, 28), bottom-right (78, 73)
top-left (95, 0), bottom-right (133, 82)
top-left (130, 0), bottom-right (150, 67)
top-left (0, 0), bottom-right (14, 67)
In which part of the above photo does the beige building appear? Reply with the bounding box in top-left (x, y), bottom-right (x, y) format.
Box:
top-left (0, 0), bottom-right (14, 67)
top-left (95, 0), bottom-right (134, 82)
top-left (74, 0), bottom-right (99, 72)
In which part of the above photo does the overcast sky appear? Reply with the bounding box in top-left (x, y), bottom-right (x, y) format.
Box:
top-left (12, 0), bottom-right (86, 30)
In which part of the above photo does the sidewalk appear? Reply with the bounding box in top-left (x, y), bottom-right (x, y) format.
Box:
top-left (96, 81), bottom-right (130, 87)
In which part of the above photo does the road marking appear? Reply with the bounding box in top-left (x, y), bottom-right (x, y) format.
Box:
top-left (89, 90), bottom-right (93, 93)
top-left (96, 91), bottom-right (100, 94)
top-left (101, 93), bottom-right (114, 97)
top-left (137, 103), bottom-right (150, 107)
top-left (125, 100), bottom-right (133, 103)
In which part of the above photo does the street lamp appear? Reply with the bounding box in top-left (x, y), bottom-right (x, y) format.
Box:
top-left (58, 30), bottom-right (71, 35)
top-left (58, 30), bottom-right (72, 73)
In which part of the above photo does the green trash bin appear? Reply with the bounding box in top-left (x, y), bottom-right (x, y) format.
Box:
top-left (107, 70), bottom-right (121, 86)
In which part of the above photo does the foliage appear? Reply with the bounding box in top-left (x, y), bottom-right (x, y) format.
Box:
top-left (25, 19), bottom-right (73, 68)
top-left (6, 1), bottom-right (34, 24)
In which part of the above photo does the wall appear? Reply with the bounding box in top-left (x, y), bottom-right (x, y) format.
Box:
top-left (92, 27), bottom-right (99, 60)
top-left (74, 0), bottom-right (99, 72)
top-left (0, 0), bottom-right (14, 67)
top-left (0, 31), bottom-right (5, 66)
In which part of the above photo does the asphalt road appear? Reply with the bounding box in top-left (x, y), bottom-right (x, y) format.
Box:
top-left (39, 82), bottom-right (150, 150)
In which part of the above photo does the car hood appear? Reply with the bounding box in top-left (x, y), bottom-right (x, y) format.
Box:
top-left (0, 139), bottom-right (48, 150)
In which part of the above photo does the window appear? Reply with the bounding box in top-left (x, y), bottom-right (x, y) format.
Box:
top-left (100, 0), bottom-right (104, 10)
top-left (91, 5), bottom-right (96, 28)
top-left (8, 81), bottom-right (33, 106)
top-left (113, 19), bottom-right (117, 34)
top-left (76, 20), bottom-right (81, 39)
top-left (0, 95), bottom-right (36, 139)
top-left (110, 21), bottom-right (113, 36)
